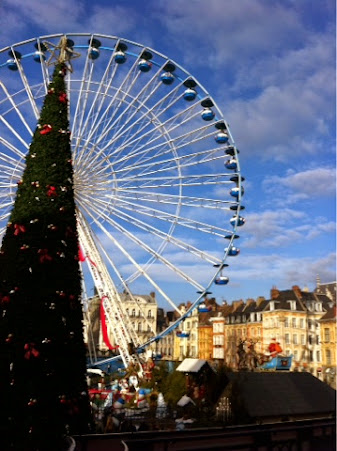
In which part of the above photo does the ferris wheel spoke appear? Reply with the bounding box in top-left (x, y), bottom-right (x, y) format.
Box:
top-left (0, 82), bottom-right (35, 137)
top-left (117, 173), bottom-right (236, 190)
top-left (71, 59), bottom-right (96, 155)
top-left (111, 196), bottom-right (233, 237)
top-left (78, 90), bottom-right (203, 171)
top-left (115, 190), bottom-right (235, 210)
top-left (78, 200), bottom-right (182, 313)
top-left (94, 63), bottom-right (166, 143)
top-left (13, 55), bottom-right (40, 120)
top-left (75, 56), bottom-right (144, 164)
top-left (81, 199), bottom-right (206, 293)
top-left (114, 147), bottom-right (224, 180)
top-left (72, 44), bottom-right (124, 160)
top-left (97, 77), bottom-right (186, 157)
top-left (108, 205), bottom-right (223, 266)
top-left (0, 117), bottom-right (30, 151)
top-left (101, 97), bottom-right (203, 158)
top-left (111, 126), bottom-right (219, 176)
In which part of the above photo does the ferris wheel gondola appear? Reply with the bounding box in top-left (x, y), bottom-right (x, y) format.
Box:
top-left (0, 33), bottom-right (244, 369)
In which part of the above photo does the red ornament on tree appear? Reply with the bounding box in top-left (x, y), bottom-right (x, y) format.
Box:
top-left (24, 343), bottom-right (40, 359)
top-left (13, 224), bottom-right (26, 235)
top-left (37, 248), bottom-right (53, 263)
top-left (46, 186), bottom-right (57, 197)
top-left (39, 124), bottom-right (53, 135)
top-left (58, 92), bottom-right (67, 103)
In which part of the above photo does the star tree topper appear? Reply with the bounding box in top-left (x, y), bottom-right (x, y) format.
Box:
top-left (44, 36), bottom-right (81, 72)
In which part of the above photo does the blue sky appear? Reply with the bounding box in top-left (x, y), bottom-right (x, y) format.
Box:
top-left (0, 0), bottom-right (335, 308)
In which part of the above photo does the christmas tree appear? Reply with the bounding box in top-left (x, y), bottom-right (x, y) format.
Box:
top-left (0, 44), bottom-right (91, 449)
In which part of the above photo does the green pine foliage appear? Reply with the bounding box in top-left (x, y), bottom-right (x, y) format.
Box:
top-left (0, 63), bottom-right (91, 449)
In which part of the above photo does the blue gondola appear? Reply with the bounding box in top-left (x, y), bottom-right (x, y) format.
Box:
top-left (7, 59), bottom-right (18, 70)
top-left (215, 131), bottom-right (229, 143)
top-left (230, 186), bottom-right (244, 198)
top-left (160, 72), bottom-right (174, 85)
top-left (138, 59), bottom-right (152, 72)
top-left (183, 88), bottom-right (197, 101)
top-left (225, 158), bottom-right (237, 170)
top-left (7, 50), bottom-right (21, 71)
top-left (89, 47), bottom-right (100, 60)
top-left (176, 331), bottom-right (190, 338)
top-left (201, 108), bottom-right (215, 121)
top-left (115, 50), bottom-right (126, 64)
top-left (215, 276), bottom-right (229, 285)
top-left (88, 39), bottom-right (101, 60)
top-left (230, 215), bottom-right (245, 227)
top-left (198, 303), bottom-right (211, 312)
top-left (225, 246), bottom-right (240, 256)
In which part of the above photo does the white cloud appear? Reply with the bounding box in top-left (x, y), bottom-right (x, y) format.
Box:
top-left (264, 167), bottom-right (336, 201)
top-left (229, 252), bottom-right (336, 289)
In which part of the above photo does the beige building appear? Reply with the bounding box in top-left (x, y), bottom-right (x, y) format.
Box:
top-left (208, 285), bottom-right (336, 379)
top-left (319, 304), bottom-right (336, 387)
top-left (173, 304), bottom-right (199, 360)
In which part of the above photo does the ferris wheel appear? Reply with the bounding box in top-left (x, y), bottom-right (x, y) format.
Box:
top-left (0, 33), bottom-right (244, 369)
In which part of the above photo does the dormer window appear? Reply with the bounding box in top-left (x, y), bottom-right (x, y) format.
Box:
top-left (316, 303), bottom-right (322, 312)
top-left (288, 300), bottom-right (296, 311)
top-left (269, 301), bottom-right (275, 311)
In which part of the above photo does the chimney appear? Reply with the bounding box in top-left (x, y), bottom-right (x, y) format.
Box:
top-left (256, 296), bottom-right (265, 306)
top-left (270, 286), bottom-right (280, 299)
top-left (292, 285), bottom-right (302, 299)
top-left (232, 300), bottom-right (244, 311)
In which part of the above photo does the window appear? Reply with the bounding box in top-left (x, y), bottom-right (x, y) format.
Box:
top-left (131, 309), bottom-right (136, 317)
top-left (294, 350), bottom-right (298, 360)
top-left (316, 351), bottom-right (321, 362)
top-left (301, 334), bottom-right (305, 345)
top-left (293, 334), bottom-right (298, 345)
top-left (284, 318), bottom-right (289, 328)
top-left (285, 333), bottom-right (290, 345)
top-left (292, 318), bottom-right (296, 328)
top-left (138, 322), bottom-right (142, 332)
top-left (213, 348), bottom-right (224, 359)
top-left (308, 335), bottom-right (313, 345)
top-left (214, 322), bottom-right (224, 333)
top-left (214, 335), bottom-right (224, 345)
top-left (186, 322), bottom-right (191, 330)
top-left (326, 349), bottom-right (331, 365)
top-left (300, 318), bottom-right (304, 329)
top-left (147, 310), bottom-right (152, 318)
top-left (324, 328), bottom-right (330, 342)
